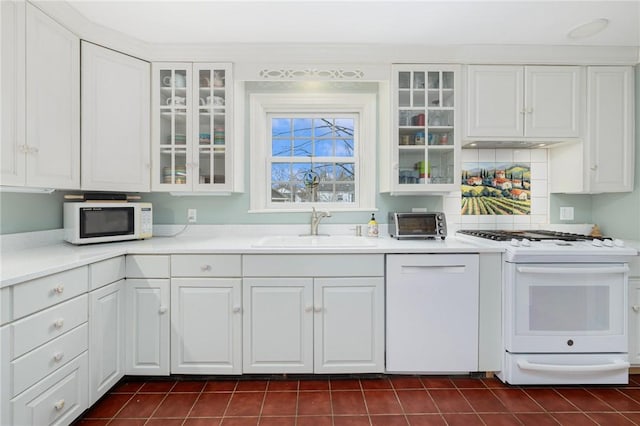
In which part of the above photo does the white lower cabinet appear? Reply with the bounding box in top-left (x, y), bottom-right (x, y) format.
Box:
top-left (171, 278), bottom-right (242, 374)
top-left (89, 279), bottom-right (125, 404)
top-left (628, 276), bottom-right (640, 365)
top-left (124, 279), bottom-right (170, 375)
top-left (242, 255), bottom-right (385, 375)
top-left (12, 353), bottom-right (88, 426)
top-left (243, 278), bottom-right (314, 374)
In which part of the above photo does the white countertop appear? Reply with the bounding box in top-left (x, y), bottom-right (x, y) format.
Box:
top-left (0, 227), bottom-right (499, 287)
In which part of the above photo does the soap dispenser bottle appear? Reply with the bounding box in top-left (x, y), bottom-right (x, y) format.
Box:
top-left (367, 213), bottom-right (379, 238)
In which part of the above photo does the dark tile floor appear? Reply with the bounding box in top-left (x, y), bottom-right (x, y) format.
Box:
top-left (72, 375), bottom-right (640, 425)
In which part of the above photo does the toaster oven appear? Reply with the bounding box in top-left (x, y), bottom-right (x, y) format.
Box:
top-left (388, 212), bottom-right (447, 240)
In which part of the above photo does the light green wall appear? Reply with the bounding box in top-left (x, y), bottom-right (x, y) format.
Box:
top-left (0, 191), bottom-right (69, 234)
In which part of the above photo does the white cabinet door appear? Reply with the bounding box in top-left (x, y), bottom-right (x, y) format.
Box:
top-left (386, 254), bottom-right (480, 373)
top-left (1, 0), bottom-right (26, 186)
top-left (525, 66), bottom-right (582, 138)
top-left (171, 278), bottom-right (242, 374)
top-left (125, 279), bottom-right (170, 375)
top-left (25, 3), bottom-right (79, 189)
top-left (466, 65), bottom-right (524, 137)
top-left (628, 278), bottom-right (640, 365)
top-left (586, 66), bottom-right (635, 193)
top-left (314, 278), bottom-right (384, 374)
top-left (243, 278), bottom-right (313, 373)
top-left (81, 42), bottom-right (150, 192)
top-left (89, 280), bottom-right (124, 405)
top-left (466, 65), bottom-right (582, 138)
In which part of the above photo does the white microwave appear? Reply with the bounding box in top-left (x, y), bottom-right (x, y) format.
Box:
top-left (63, 202), bottom-right (153, 245)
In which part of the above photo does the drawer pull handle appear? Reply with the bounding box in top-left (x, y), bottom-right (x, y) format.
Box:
top-left (53, 352), bottom-right (64, 362)
top-left (159, 306), bottom-right (168, 314)
top-left (201, 264), bottom-right (212, 271)
top-left (54, 399), bottom-right (65, 411)
top-left (54, 319), bottom-right (65, 329)
top-left (53, 285), bottom-right (64, 294)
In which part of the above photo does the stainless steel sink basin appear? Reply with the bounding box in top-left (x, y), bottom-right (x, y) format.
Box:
top-left (253, 235), bottom-right (376, 248)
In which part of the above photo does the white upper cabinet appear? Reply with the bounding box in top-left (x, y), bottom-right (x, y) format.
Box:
top-left (550, 66), bottom-right (635, 193)
top-left (384, 65), bottom-right (461, 194)
top-left (81, 42), bottom-right (150, 192)
top-left (24, 3), bottom-right (80, 189)
top-left (151, 62), bottom-right (233, 193)
top-left (466, 65), bottom-right (583, 139)
top-left (1, 0), bottom-right (26, 187)
top-left (2, 2), bottom-right (80, 189)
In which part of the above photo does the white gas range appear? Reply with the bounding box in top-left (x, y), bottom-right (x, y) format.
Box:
top-left (457, 229), bottom-right (638, 385)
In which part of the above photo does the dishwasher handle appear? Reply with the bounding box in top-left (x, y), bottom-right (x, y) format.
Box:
top-left (516, 265), bottom-right (629, 275)
top-left (401, 265), bottom-right (467, 274)
top-left (517, 359), bottom-right (630, 373)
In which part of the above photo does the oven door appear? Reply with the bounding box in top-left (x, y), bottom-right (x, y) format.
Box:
top-left (504, 263), bottom-right (628, 353)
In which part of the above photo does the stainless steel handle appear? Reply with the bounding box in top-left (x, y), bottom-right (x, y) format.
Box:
top-left (517, 265), bottom-right (629, 275)
top-left (517, 359), bottom-right (629, 373)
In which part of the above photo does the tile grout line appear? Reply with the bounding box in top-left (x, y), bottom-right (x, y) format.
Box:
top-left (104, 381), bottom-right (142, 425)
top-left (179, 381), bottom-right (208, 426)
top-left (142, 381), bottom-right (177, 425)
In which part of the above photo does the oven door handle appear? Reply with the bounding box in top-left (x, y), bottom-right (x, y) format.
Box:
top-left (516, 265), bottom-right (629, 275)
top-left (517, 359), bottom-right (630, 373)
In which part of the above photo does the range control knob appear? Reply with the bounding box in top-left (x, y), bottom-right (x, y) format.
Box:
top-left (567, 339), bottom-right (574, 346)
top-left (510, 238), bottom-right (520, 247)
top-left (520, 238), bottom-right (531, 247)
top-left (592, 239), bottom-right (603, 247)
top-left (603, 239), bottom-right (614, 247)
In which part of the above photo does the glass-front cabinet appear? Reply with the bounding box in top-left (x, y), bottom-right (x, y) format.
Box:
top-left (152, 63), bottom-right (233, 192)
top-left (389, 65), bottom-right (461, 193)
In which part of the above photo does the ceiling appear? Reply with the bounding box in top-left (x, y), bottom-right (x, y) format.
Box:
top-left (63, 1), bottom-right (640, 47)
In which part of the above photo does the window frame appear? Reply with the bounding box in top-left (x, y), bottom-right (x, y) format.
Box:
top-left (249, 92), bottom-right (377, 212)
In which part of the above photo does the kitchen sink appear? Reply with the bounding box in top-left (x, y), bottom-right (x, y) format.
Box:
top-left (252, 235), bottom-right (376, 248)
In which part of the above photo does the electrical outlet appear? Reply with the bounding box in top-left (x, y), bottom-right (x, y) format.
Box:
top-left (411, 207), bottom-right (428, 213)
top-left (187, 208), bottom-right (197, 223)
top-left (559, 207), bottom-right (574, 221)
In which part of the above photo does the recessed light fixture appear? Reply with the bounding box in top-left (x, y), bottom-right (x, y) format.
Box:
top-left (567, 18), bottom-right (609, 40)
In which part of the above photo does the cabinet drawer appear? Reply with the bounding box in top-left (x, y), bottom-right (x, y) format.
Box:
top-left (243, 254), bottom-right (384, 277)
top-left (126, 255), bottom-right (170, 278)
top-left (11, 295), bottom-right (88, 359)
top-left (12, 324), bottom-right (88, 397)
top-left (12, 352), bottom-right (88, 426)
top-left (12, 267), bottom-right (88, 320)
top-left (90, 256), bottom-right (125, 290)
top-left (171, 255), bottom-right (241, 277)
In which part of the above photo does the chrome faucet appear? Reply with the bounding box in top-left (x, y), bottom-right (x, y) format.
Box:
top-left (310, 207), bottom-right (331, 236)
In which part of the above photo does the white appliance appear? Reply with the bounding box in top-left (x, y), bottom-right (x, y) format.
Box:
top-left (457, 229), bottom-right (637, 385)
top-left (63, 202), bottom-right (153, 244)
top-left (386, 254), bottom-right (479, 373)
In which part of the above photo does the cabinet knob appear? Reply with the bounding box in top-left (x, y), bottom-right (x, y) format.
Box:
top-left (590, 165), bottom-right (598, 171)
top-left (54, 400), bottom-right (65, 411)
top-left (314, 305), bottom-right (322, 313)
top-left (54, 318), bottom-right (64, 329)
top-left (201, 264), bottom-right (212, 272)
top-left (520, 109), bottom-right (527, 115)
top-left (232, 306), bottom-right (241, 313)
top-left (53, 352), bottom-right (64, 362)
top-left (53, 285), bottom-right (65, 294)
top-left (304, 305), bottom-right (313, 313)
top-left (633, 305), bottom-right (640, 313)
top-left (159, 306), bottom-right (168, 314)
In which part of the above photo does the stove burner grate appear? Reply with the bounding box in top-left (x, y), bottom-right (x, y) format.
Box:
top-left (457, 229), bottom-right (596, 242)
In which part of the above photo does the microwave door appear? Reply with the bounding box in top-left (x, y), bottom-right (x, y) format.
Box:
top-left (80, 206), bottom-right (135, 239)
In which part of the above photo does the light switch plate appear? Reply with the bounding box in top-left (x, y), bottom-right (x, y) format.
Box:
top-left (559, 207), bottom-right (574, 221)
top-left (187, 208), bottom-right (197, 223)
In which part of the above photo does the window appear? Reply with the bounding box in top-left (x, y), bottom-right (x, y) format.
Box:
top-left (270, 115), bottom-right (357, 204)
top-left (250, 93), bottom-right (376, 212)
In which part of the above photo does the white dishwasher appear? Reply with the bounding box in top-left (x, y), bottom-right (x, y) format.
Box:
top-left (386, 254), bottom-right (479, 373)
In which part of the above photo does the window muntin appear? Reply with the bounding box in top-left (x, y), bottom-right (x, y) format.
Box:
top-left (269, 115), bottom-right (358, 205)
